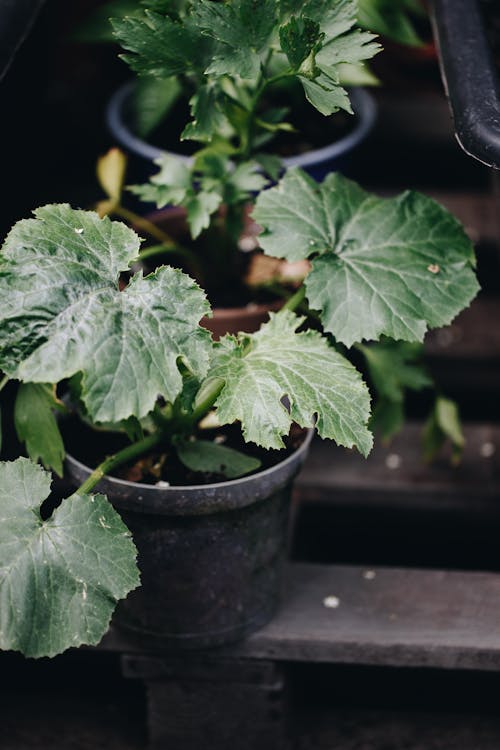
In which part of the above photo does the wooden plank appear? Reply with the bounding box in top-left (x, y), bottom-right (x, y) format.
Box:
top-left (296, 423), bottom-right (500, 512)
top-left (100, 563), bottom-right (500, 672)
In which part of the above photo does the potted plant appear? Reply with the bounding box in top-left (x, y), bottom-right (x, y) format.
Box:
top-left (0, 123), bottom-right (479, 658)
top-left (95, 0), bottom-right (381, 179)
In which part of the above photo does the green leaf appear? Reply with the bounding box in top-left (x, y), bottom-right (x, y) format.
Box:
top-left (422, 397), bottom-right (465, 464)
top-left (360, 341), bottom-right (432, 403)
top-left (357, 0), bottom-right (423, 47)
top-left (181, 83), bottom-right (228, 143)
top-left (299, 70), bottom-right (352, 116)
top-left (75, 0), bottom-right (141, 43)
top-left (192, 0), bottom-right (277, 80)
top-left (207, 310), bottom-right (372, 455)
top-left (279, 16), bottom-right (323, 70)
top-left (0, 205), bottom-right (212, 423)
top-left (185, 191), bottom-right (223, 239)
top-left (360, 340), bottom-right (431, 441)
top-left (370, 398), bottom-right (404, 442)
top-left (177, 439), bottom-right (261, 479)
top-left (0, 457), bottom-right (140, 658)
top-left (253, 169), bottom-right (479, 346)
top-left (112, 10), bottom-right (211, 78)
top-left (133, 76), bottom-right (183, 138)
top-left (279, 0), bottom-right (380, 115)
top-left (14, 383), bottom-right (65, 477)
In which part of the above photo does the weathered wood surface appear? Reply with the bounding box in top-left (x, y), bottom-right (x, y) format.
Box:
top-left (101, 562), bottom-right (500, 672)
top-left (296, 423), bottom-right (500, 512)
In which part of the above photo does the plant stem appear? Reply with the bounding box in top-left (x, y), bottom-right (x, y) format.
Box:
top-left (75, 430), bottom-right (165, 495)
top-left (283, 285), bottom-right (306, 312)
top-left (190, 379), bottom-right (225, 426)
top-left (113, 205), bottom-right (203, 281)
top-left (0, 374), bottom-right (9, 394)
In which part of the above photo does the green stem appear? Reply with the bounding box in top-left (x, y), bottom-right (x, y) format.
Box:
top-left (190, 379), bottom-right (225, 426)
top-left (75, 430), bottom-right (165, 496)
top-left (113, 205), bottom-right (203, 282)
top-left (0, 374), bottom-right (9, 394)
top-left (283, 285), bottom-right (306, 312)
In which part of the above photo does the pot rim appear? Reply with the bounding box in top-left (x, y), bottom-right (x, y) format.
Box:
top-left (65, 429), bottom-right (314, 515)
top-left (106, 82), bottom-right (377, 167)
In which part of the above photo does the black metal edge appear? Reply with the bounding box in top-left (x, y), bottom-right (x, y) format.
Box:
top-left (0, 0), bottom-right (46, 83)
top-left (431, 0), bottom-right (500, 169)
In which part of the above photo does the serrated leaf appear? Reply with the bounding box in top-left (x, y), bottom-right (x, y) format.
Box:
top-left (193, 0), bottom-right (277, 79)
top-left (185, 191), bottom-right (223, 239)
top-left (279, 16), bottom-right (323, 70)
top-left (14, 383), bottom-right (65, 477)
top-left (300, 71), bottom-right (352, 115)
top-left (0, 457), bottom-right (140, 658)
top-left (207, 310), bottom-right (372, 455)
top-left (253, 169), bottom-right (479, 346)
top-left (112, 10), bottom-right (211, 78)
top-left (279, 0), bottom-right (380, 115)
top-left (177, 439), bottom-right (261, 479)
top-left (182, 83), bottom-right (228, 143)
top-left (0, 205), bottom-right (212, 422)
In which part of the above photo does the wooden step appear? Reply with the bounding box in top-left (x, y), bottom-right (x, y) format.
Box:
top-left (102, 562), bottom-right (500, 673)
top-left (296, 423), bottom-right (500, 512)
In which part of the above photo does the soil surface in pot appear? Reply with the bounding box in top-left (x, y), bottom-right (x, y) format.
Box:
top-left (63, 414), bottom-right (305, 487)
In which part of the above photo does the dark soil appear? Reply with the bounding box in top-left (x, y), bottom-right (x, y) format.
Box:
top-left (62, 412), bottom-right (305, 487)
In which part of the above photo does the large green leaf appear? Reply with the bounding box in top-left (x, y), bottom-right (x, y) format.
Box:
top-left (207, 310), bottom-right (372, 455)
top-left (0, 458), bottom-right (139, 658)
top-left (0, 205), bottom-right (212, 422)
top-left (253, 169), bottom-right (479, 346)
top-left (14, 383), bottom-right (65, 477)
top-left (192, 0), bottom-right (277, 79)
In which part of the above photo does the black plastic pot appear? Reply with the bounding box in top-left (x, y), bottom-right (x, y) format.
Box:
top-left (65, 430), bottom-right (313, 649)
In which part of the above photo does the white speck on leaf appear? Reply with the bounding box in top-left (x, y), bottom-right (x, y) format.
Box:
top-left (427, 264), bottom-right (440, 274)
top-left (323, 595), bottom-right (340, 609)
top-left (75, 228), bottom-right (84, 234)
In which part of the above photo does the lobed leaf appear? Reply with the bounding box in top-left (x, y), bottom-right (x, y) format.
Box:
top-left (0, 458), bottom-right (140, 658)
top-left (253, 169), bottom-right (479, 346)
top-left (207, 310), bottom-right (373, 455)
top-left (0, 205), bottom-right (212, 422)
